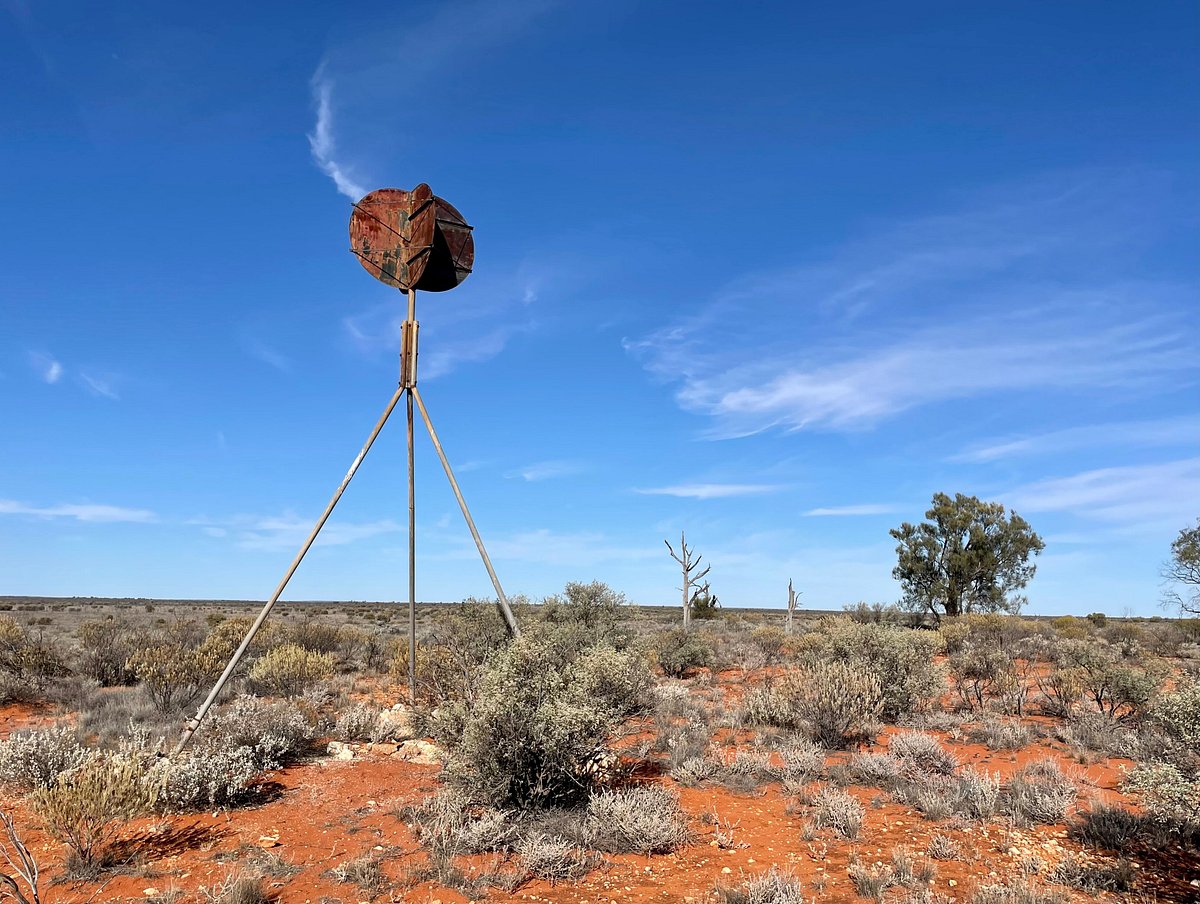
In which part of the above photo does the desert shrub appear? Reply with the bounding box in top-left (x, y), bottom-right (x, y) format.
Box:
top-left (399, 599), bottom-right (512, 703)
top-left (0, 727), bottom-right (90, 791)
top-left (1068, 802), bottom-right (1147, 848)
top-left (539, 581), bottom-right (630, 646)
top-left (1060, 643), bottom-right (1167, 721)
top-left (201, 696), bottom-right (317, 769)
top-left (818, 619), bottom-right (944, 721)
top-left (126, 642), bottom-right (225, 713)
top-left (287, 620), bottom-right (342, 654)
top-left (850, 752), bottom-right (904, 786)
top-left (797, 660), bottom-right (883, 747)
top-left (200, 872), bottom-right (270, 904)
top-left (949, 643), bottom-right (1013, 711)
top-left (1005, 759), bottom-right (1076, 825)
top-left (812, 787), bottom-right (864, 838)
top-left (654, 628), bottom-right (714, 678)
top-left (408, 788), bottom-right (519, 857)
top-left (29, 752), bottom-right (160, 874)
top-left (689, 583), bottom-right (721, 621)
top-left (334, 625), bottom-right (389, 672)
top-left (780, 737), bottom-right (825, 785)
top-left (1085, 613), bottom-right (1108, 628)
top-left (955, 767), bottom-right (1002, 819)
top-left (428, 625), bottom-right (651, 808)
top-left (516, 832), bottom-right (593, 880)
top-left (743, 684), bottom-right (804, 731)
top-left (246, 643), bottom-right (333, 698)
top-left (967, 717), bottom-right (1032, 750)
top-left (1048, 854), bottom-right (1136, 893)
top-left (1124, 762), bottom-right (1200, 830)
top-left (750, 626), bottom-right (790, 665)
top-left (76, 618), bottom-right (139, 686)
top-left (889, 732), bottom-right (959, 776)
top-left (1148, 677), bottom-right (1200, 750)
top-left (154, 746), bottom-right (263, 811)
top-left (845, 601), bottom-right (901, 625)
top-left (334, 702), bottom-right (381, 742)
top-left (926, 833), bottom-right (959, 859)
top-left (0, 617), bottom-right (68, 697)
top-left (1056, 712), bottom-right (1138, 758)
top-left (331, 854), bottom-right (388, 894)
top-left (718, 869), bottom-right (807, 904)
top-left (583, 786), bottom-right (689, 853)
top-left (1034, 667), bottom-right (1084, 718)
top-left (849, 862), bottom-right (894, 900)
top-left (970, 882), bottom-right (1066, 904)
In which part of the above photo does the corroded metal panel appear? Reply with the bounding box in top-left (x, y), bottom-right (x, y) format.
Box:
top-left (349, 184), bottom-right (473, 293)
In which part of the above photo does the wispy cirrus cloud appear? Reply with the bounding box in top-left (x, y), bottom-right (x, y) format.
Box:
top-left (1003, 457), bottom-right (1200, 528)
top-left (626, 172), bottom-right (1199, 438)
top-left (191, 513), bottom-right (401, 551)
top-left (505, 460), bottom-right (586, 482)
top-left (78, 371), bottom-right (119, 400)
top-left (307, 0), bottom-right (561, 198)
top-left (28, 351), bottom-right (62, 384)
top-left (803, 504), bottom-right (900, 517)
top-left (240, 335), bottom-right (291, 373)
top-left (0, 499), bottom-right (156, 523)
top-left (950, 414), bottom-right (1200, 463)
top-left (307, 65), bottom-right (366, 201)
top-left (635, 483), bottom-right (785, 500)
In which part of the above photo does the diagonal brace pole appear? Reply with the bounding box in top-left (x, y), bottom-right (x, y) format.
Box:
top-left (411, 386), bottom-right (521, 638)
top-left (174, 385), bottom-right (406, 753)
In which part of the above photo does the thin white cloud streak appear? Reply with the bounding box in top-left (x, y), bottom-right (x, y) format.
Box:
top-left (0, 499), bottom-right (156, 523)
top-left (192, 513), bottom-right (401, 551)
top-left (307, 0), bottom-right (560, 199)
top-left (28, 352), bottom-right (62, 384)
top-left (635, 483), bottom-right (784, 499)
top-left (951, 415), bottom-right (1200, 463)
top-left (506, 460), bottom-right (585, 482)
top-left (1004, 457), bottom-right (1200, 527)
top-left (307, 67), bottom-right (365, 200)
top-left (626, 173), bottom-right (1199, 438)
top-left (241, 336), bottom-right (291, 373)
top-left (78, 371), bottom-right (119, 400)
top-left (804, 504), bottom-right (900, 517)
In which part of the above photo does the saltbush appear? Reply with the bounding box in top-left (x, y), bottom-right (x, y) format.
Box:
top-left (0, 726), bottom-right (90, 790)
top-left (818, 619), bottom-right (944, 721)
top-left (654, 628), bottom-right (714, 678)
top-left (1124, 762), bottom-right (1200, 830)
top-left (428, 624), bottom-right (651, 808)
top-left (796, 660), bottom-right (883, 747)
top-left (1005, 759), bottom-right (1076, 825)
top-left (583, 786), bottom-right (690, 853)
top-left (201, 695), bottom-right (317, 769)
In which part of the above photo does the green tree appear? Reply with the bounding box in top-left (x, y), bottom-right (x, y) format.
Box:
top-left (1163, 518), bottom-right (1200, 615)
top-left (890, 493), bottom-right (1044, 622)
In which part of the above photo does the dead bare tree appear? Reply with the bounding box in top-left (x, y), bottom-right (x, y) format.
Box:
top-left (785, 578), bottom-right (801, 634)
top-left (665, 532), bottom-right (710, 630)
top-left (0, 808), bottom-right (41, 904)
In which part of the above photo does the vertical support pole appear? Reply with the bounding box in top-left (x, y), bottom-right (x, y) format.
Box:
top-left (411, 386), bottom-right (521, 637)
top-left (406, 288), bottom-right (417, 703)
top-left (174, 385), bottom-right (406, 754)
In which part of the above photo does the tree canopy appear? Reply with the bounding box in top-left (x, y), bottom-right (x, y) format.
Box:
top-left (1163, 518), bottom-right (1200, 614)
top-left (890, 492), bottom-right (1045, 621)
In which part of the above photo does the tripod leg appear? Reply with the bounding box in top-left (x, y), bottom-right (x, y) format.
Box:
top-left (411, 386), bottom-right (521, 637)
top-left (407, 388), bottom-right (417, 702)
top-left (174, 385), bottom-right (406, 754)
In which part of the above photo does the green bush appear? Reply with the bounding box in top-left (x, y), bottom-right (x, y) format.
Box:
top-left (1124, 762), bottom-right (1200, 830)
top-left (29, 752), bottom-right (160, 874)
top-left (126, 642), bottom-right (225, 713)
top-left (540, 581), bottom-right (630, 647)
top-left (0, 616), bottom-right (69, 697)
top-left (1149, 678), bottom-right (1200, 751)
top-left (654, 628), bottom-right (714, 678)
top-left (76, 618), bottom-right (139, 687)
top-left (246, 643), bottom-right (334, 697)
top-left (427, 624), bottom-right (651, 808)
top-left (796, 660), bottom-right (883, 747)
top-left (817, 619), bottom-right (943, 721)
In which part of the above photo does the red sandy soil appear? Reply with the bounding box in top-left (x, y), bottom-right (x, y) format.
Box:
top-left (1, 671), bottom-right (1197, 904)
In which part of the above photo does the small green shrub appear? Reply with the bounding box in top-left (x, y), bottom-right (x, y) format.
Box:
top-left (818, 619), bottom-right (944, 721)
top-left (1124, 762), bottom-right (1200, 830)
top-left (77, 618), bottom-right (139, 686)
top-left (654, 628), bottom-right (714, 678)
top-left (246, 643), bottom-right (334, 697)
top-left (29, 752), bottom-right (160, 874)
top-left (796, 660), bottom-right (883, 748)
top-left (428, 625), bottom-right (651, 808)
top-left (126, 642), bottom-right (225, 713)
top-left (1149, 678), bottom-right (1200, 750)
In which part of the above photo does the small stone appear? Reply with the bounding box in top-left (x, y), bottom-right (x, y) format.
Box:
top-left (948, 880), bottom-right (958, 887)
top-left (142, 890), bottom-right (159, 898)
top-left (257, 834), bottom-right (281, 848)
top-left (327, 741), bottom-right (355, 760)
top-left (721, 867), bottom-right (732, 874)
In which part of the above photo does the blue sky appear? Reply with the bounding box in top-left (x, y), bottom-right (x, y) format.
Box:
top-left (2, 1), bottom-right (1197, 614)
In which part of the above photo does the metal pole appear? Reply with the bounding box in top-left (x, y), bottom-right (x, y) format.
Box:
top-left (411, 385), bottom-right (521, 637)
top-left (406, 288), bottom-right (417, 703)
top-left (174, 385), bottom-right (406, 753)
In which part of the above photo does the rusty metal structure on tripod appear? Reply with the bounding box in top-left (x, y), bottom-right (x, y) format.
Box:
top-left (175, 184), bottom-right (519, 754)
